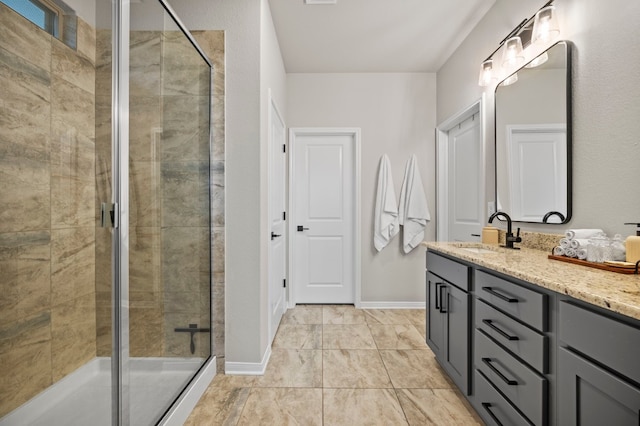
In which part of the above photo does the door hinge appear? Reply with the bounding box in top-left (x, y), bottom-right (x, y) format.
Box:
top-left (282, 144), bottom-right (286, 153)
top-left (283, 211), bottom-right (286, 220)
top-left (283, 279), bottom-right (287, 288)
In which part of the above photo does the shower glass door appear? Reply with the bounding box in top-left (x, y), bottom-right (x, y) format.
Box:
top-left (126, 1), bottom-right (212, 424)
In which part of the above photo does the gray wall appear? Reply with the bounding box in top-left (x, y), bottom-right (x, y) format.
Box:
top-left (437, 0), bottom-right (640, 237)
top-left (287, 73), bottom-right (436, 303)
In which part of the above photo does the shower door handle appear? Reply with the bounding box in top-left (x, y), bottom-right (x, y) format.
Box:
top-left (101, 202), bottom-right (118, 228)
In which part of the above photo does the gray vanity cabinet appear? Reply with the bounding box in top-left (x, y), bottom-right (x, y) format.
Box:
top-left (426, 251), bottom-right (471, 394)
top-left (473, 269), bottom-right (550, 426)
top-left (558, 300), bottom-right (640, 425)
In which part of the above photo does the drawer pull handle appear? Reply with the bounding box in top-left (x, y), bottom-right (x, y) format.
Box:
top-left (482, 319), bottom-right (519, 341)
top-left (439, 284), bottom-right (448, 314)
top-left (482, 358), bottom-right (518, 386)
top-left (482, 287), bottom-right (518, 303)
top-left (481, 403), bottom-right (504, 426)
top-left (434, 282), bottom-right (442, 310)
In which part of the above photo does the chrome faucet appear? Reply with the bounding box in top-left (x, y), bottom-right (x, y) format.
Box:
top-left (488, 211), bottom-right (522, 249)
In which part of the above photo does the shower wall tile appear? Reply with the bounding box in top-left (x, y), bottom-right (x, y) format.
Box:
top-left (51, 293), bottom-right (97, 381)
top-left (161, 161), bottom-right (210, 228)
top-left (161, 227), bottom-right (210, 290)
top-left (51, 76), bottom-right (95, 140)
top-left (130, 31), bottom-right (161, 98)
top-left (130, 162), bottom-right (161, 228)
top-left (0, 3), bottom-right (51, 72)
top-left (95, 30), bottom-right (112, 99)
top-left (129, 306), bottom-right (163, 357)
top-left (129, 226), bottom-right (162, 294)
top-left (95, 303), bottom-right (112, 357)
top-left (0, 231), bottom-right (51, 327)
top-left (161, 32), bottom-right (209, 97)
top-left (0, 311), bottom-right (50, 355)
top-left (164, 291), bottom-right (201, 313)
top-left (129, 96), bottom-right (162, 163)
top-left (211, 161), bottom-right (225, 227)
top-left (161, 95), bottom-right (210, 162)
top-left (0, 339), bottom-right (52, 418)
top-left (51, 227), bottom-right (96, 305)
top-left (52, 37), bottom-right (95, 95)
top-left (76, 18), bottom-right (96, 66)
top-left (212, 227), bottom-right (225, 281)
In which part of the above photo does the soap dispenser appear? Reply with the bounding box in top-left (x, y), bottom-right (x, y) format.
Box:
top-left (624, 223), bottom-right (640, 264)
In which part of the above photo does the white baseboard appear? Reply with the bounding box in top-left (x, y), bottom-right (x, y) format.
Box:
top-left (358, 301), bottom-right (426, 309)
top-left (224, 345), bottom-right (272, 376)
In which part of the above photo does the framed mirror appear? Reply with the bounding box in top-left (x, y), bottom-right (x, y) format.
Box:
top-left (495, 40), bottom-right (572, 224)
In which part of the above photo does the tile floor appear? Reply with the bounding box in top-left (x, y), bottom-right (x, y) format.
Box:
top-left (185, 305), bottom-right (483, 425)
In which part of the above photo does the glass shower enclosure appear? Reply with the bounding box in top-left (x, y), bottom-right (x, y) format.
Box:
top-left (0, 0), bottom-right (214, 424)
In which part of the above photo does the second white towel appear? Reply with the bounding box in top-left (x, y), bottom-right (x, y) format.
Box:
top-left (373, 155), bottom-right (399, 251)
top-left (398, 155), bottom-right (430, 254)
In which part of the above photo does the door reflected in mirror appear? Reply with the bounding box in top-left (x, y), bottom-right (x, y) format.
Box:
top-left (495, 41), bottom-right (572, 224)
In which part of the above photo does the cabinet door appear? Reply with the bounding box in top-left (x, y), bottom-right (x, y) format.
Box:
top-left (444, 283), bottom-right (470, 394)
top-left (559, 347), bottom-right (640, 426)
top-left (427, 272), bottom-right (445, 358)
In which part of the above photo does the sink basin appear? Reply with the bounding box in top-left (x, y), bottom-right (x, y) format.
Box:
top-left (460, 247), bottom-right (497, 254)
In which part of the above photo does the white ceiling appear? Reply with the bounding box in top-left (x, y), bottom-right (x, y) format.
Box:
top-left (268, 0), bottom-right (496, 73)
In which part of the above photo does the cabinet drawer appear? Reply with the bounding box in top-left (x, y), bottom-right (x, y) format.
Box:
top-left (475, 329), bottom-right (547, 426)
top-left (426, 251), bottom-right (470, 291)
top-left (558, 347), bottom-right (640, 426)
top-left (559, 300), bottom-right (640, 384)
top-left (476, 270), bottom-right (548, 331)
top-left (474, 369), bottom-right (532, 426)
top-left (476, 299), bottom-right (548, 373)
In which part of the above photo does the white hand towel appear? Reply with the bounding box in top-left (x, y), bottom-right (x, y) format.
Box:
top-left (398, 155), bottom-right (431, 254)
top-left (569, 238), bottom-right (590, 249)
top-left (559, 238), bottom-right (571, 249)
top-left (564, 247), bottom-right (577, 258)
top-left (553, 246), bottom-right (565, 256)
top-left (565, 229), bottom-right (604, 240)
top-left (373, 155), bottom-right (399, 251)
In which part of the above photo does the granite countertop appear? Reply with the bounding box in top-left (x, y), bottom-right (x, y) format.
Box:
top-left (421, 241), bottom-right (640, 321)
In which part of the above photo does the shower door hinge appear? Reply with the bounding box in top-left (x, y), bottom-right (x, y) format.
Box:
top-left (100, 202), bottom-right (118, 228)
top-left (283, 279), bottom-right (287, 288)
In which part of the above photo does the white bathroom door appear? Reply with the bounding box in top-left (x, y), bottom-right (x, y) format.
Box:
top-left (447, 113), bottom-right (483, 241)
top-left (268, 94), bottom-right (287, 343)
top-left (290, 129), bottom-right (359, 304)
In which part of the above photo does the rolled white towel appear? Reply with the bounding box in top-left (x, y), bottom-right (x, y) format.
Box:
top-left (569, 238), bottom-right (590, 249)
top-left (560, 238), bottom-right (571, 249)
top-left (565, 229), bottom-right (604, 240)
top-left (565, 247), bottom-right (577, 258)
top-left (577, 248), bottom-right (588, 260)
top-left (553, 246), bottom-right (565, 256)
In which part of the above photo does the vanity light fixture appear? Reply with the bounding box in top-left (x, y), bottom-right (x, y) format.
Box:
top-left (477, 0), bottom-right (559, 87)
top-left (502, 36), bottom-right (525, 67)
top-left (532, 5), bottom-right (560, 44)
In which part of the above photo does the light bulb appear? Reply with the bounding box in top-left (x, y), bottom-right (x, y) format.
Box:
top-left (478, 59), bottom-right (495, 87)
top-left (502, 36), bottom-right (524, 68)
top-left (532, 5), bottom-right (560, 44)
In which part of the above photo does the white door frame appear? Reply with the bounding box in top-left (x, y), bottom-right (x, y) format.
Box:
top-left (288, 128), bottom-right (362, 308)
top-left (267, 90), bottom-right (287, 343)
top-left (436, 96), bottom-right (487, 242)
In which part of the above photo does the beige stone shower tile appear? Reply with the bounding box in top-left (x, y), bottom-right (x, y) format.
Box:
top-left (379, 350), bottom-right (454, 389)
top-left (323, 349), bottom-right (392, 388)
top-left (0, 232), bottom-right (51, 326)
top-left (164, 291), bottom-right (202, 314)
top-left (0, 339), bottom-right (52, 418)
top-left (184, 386), bottom-right (250, 426)
top-left (396, 388), bottom-right (483, 426)
top-left (161, 95), bottom-right (210, 162)
top-left (52, 37), bottom-right (95, 95)
top-left (323, 388), bottom-right (408, 426)
top-left (238, 388), bottom-right (323, 426)
top-left (76, 17), bottom-right (96, 65)
top-left (129, 31), bottom-right (161, 98)
top-left (51, 75), bottom-right (95, 140)
top-left (129, 96), bottom-right (162, 162)
top-left (129, 226), bottom-right (162, 294)
top-left (161, 161), bottom-right (210, 227)
top-left (51, 174), bottom-right (95, 229)
top-left (211, 161), bottom-right (225, 227)
top-left (51, 293), bottom-right (97, 381)
top-left (322, 324), bottom-right (376, 349)
top-left (0, 3), bottom-right (52, 71)
top-left (161, 31), bottom-right (209, 97)
top-left (161, 227), bottom-right (210, 290)
top-left (129, 306), bottom-right (163, 357)
top-left (369, 324), bottom-right (427, 350)
top-left (212, 227), bottom-right (225, 277)
top-left (255, 349), bottom-right (322, 388)
top-left (51, 227), bottom-right (95, 305)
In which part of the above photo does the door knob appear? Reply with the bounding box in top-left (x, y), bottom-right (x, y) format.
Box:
top-left (271, 232), bottom-right (281, 240)
top-left (297, 226), bottom-right (309, 232)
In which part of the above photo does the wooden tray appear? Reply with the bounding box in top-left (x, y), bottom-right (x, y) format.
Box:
top-left (548, 255), bottom-right (638, 275)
